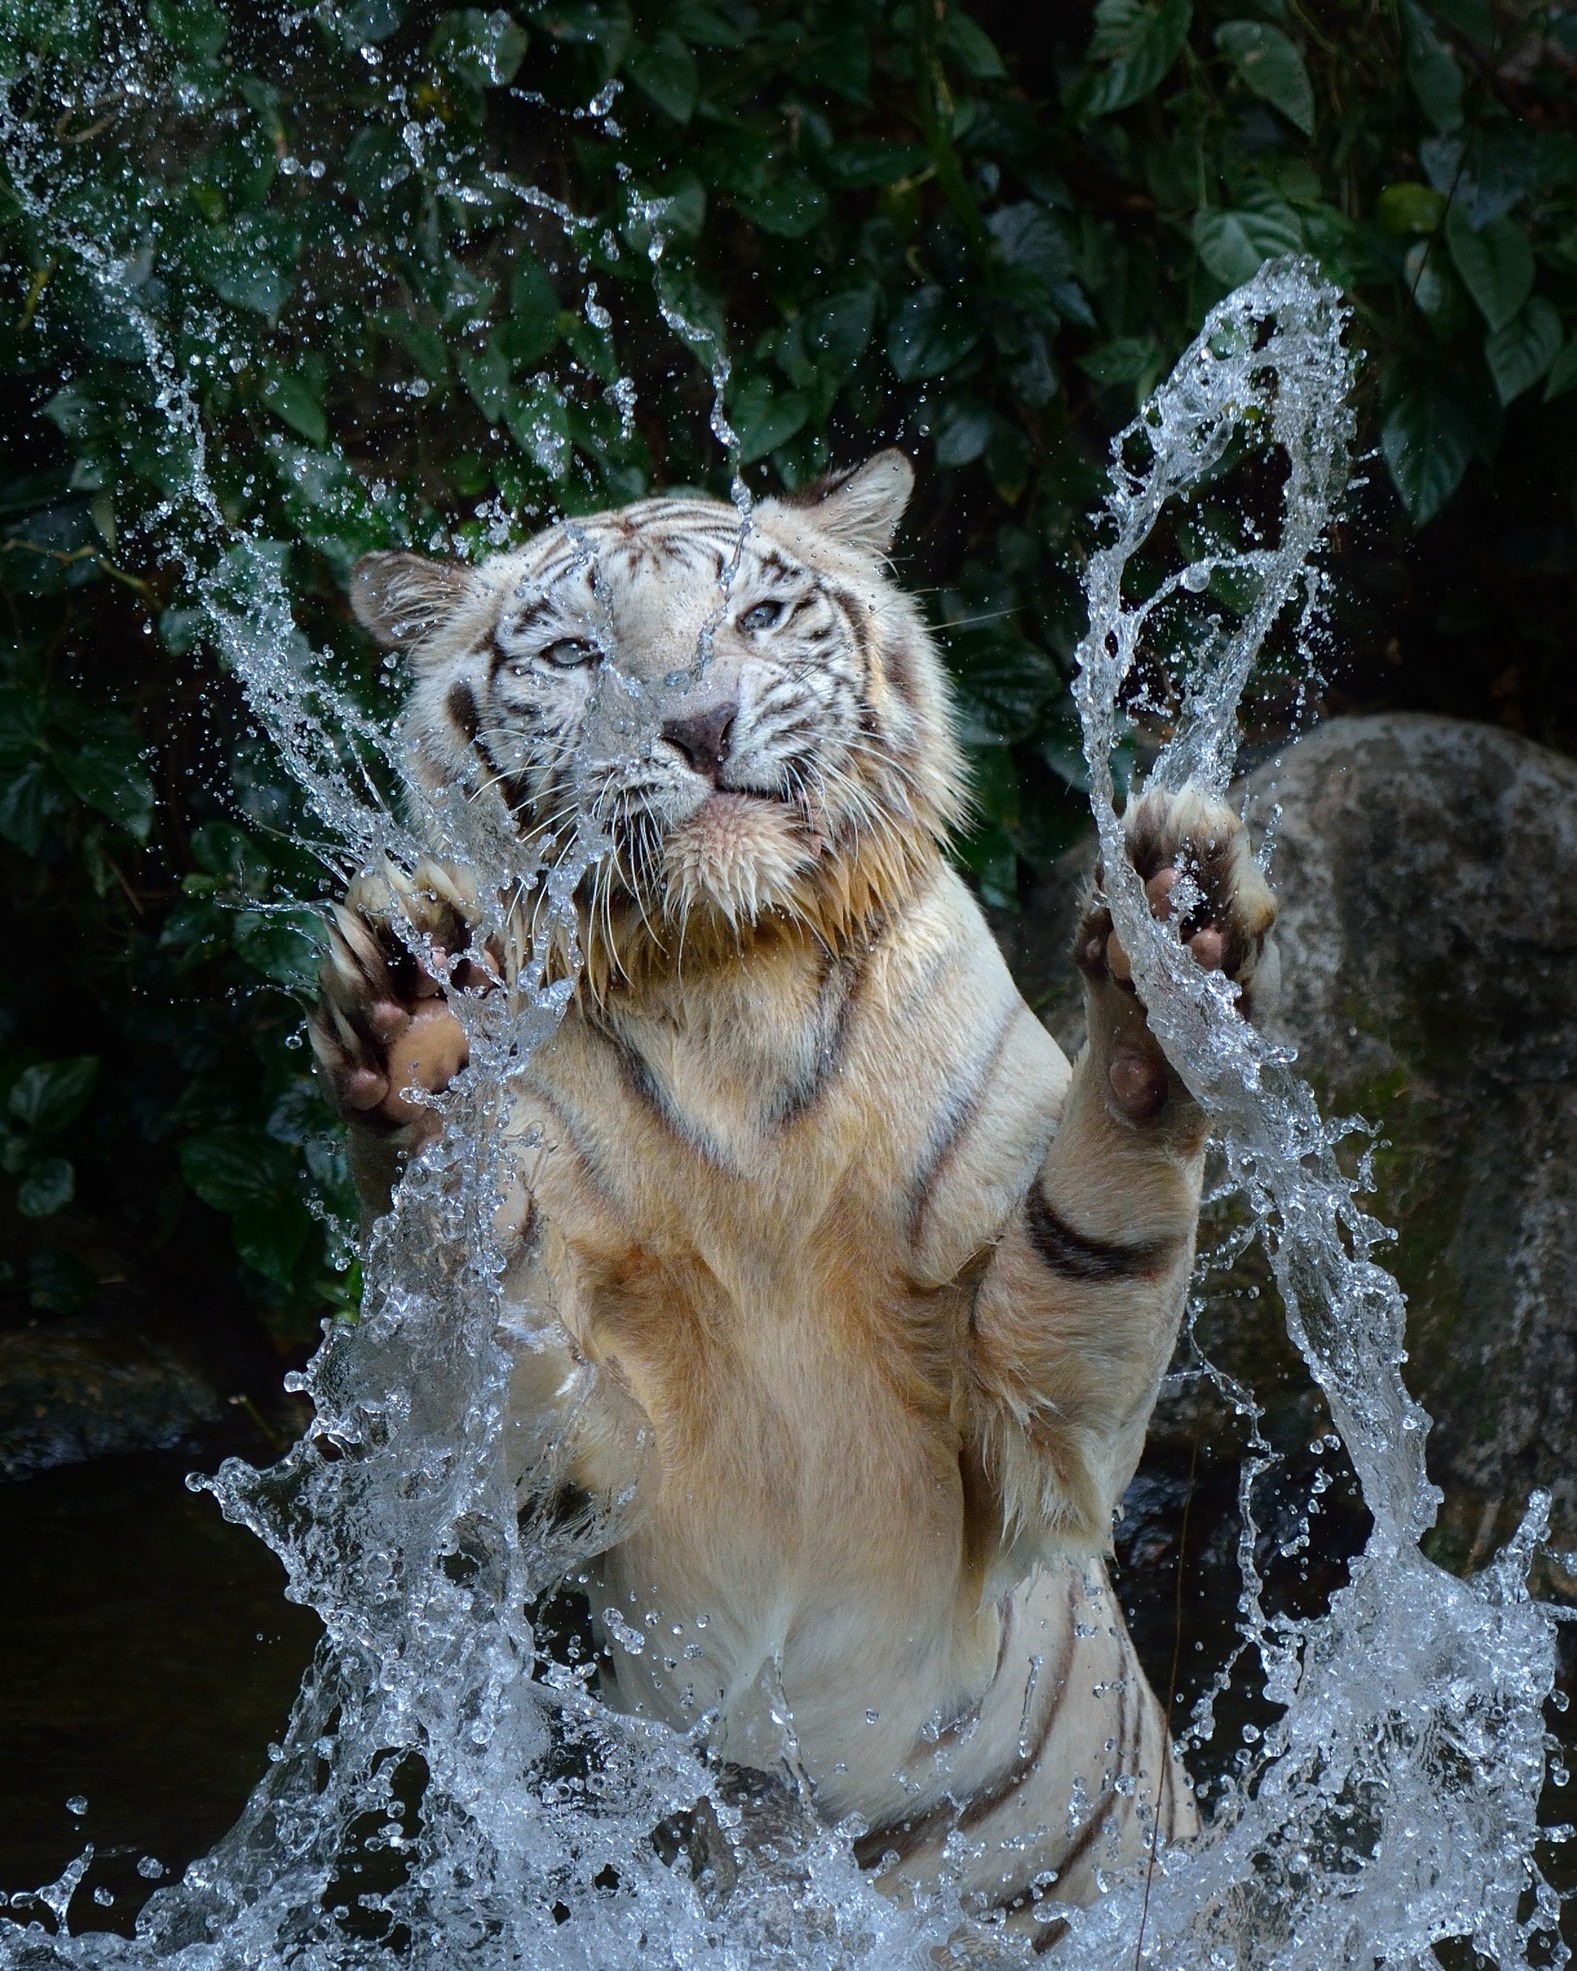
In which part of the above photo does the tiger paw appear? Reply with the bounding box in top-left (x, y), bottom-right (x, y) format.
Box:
top-left (308, 857), bottom-right (494, 1140)
top-left (1074, 786), bottom-right (1278, 1122)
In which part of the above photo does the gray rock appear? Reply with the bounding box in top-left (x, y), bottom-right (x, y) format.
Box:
top-left (1002, 713), bottom-right (1577, 1573)
top-left (0, 1318), bottom-right (225, 1478)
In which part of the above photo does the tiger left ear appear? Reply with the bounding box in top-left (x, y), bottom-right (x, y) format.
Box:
top-left (795, 450), bottom-right (914, 555)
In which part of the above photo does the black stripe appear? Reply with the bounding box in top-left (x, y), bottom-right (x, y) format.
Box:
top-left (825, 579), bottom-right (876, 711)
top-left (519, 1082), bottom-right (622, 1214)
top-left (883, 633), bottom-right (920, 712)
top-left (472, 736), bottom-right (533, 819)
top-left (611, 1037), bottom-right (735, 1172)
top-left (855, 1574), bottom-right (1082, 1873)
top-left (446, 680), bottom-right (480, 742)
top-left (1024, 1183), bottom-right (1175, 1282)
top-left (768, 940), bottom-right (868, 1128)
top-left (907, 1007), bottom-right (1024, 1246)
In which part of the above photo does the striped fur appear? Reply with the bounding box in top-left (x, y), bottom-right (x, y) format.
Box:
top-left (314, 454), bottom-right (1280, 1936)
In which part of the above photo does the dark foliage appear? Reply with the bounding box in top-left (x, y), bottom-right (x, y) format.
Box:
top-left (2, 0), bottom-right (1574, 1342)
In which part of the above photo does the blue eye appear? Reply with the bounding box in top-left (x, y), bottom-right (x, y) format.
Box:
top-left (543, 638), bottom-right (598, 668)
top-left (740, 599), bottom-right (786, 633)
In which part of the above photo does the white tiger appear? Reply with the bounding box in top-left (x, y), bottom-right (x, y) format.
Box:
top-left (310, 452), bottom-right (1276, 1942)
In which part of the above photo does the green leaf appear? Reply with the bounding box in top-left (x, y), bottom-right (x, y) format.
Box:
top-left (430, 8), bottom-right (527, 86)
top-left (536, 1), bottom-right (632, 70)
top-left (954, 815), bottom-right (1018, 909)
top-left (931, 397), bottom-right (994, 469)
top-left (376, 310), bottom-right (450, 382)
top-left (9, 1057), bottom-right (98, 1132)
top-left (791, 21), bottom-right (869, 98)
top-left (149, 0), bottom-right (227, 58)
top-left (180, 1126), bottom-right (295, 1213)
top-left (1082, 0), bottom-right (1193, 119)
top-left (1431, 0), bottom-right (1494, 45)
top-left (1192, 199), bottom-right (1303, 287)
top-left (1078, 336), bottom-right (1161, 388)
top-left (737, 174), bottom-right (829, 239)
top-left (457, 337), bottom-right (512, 423)
top-left (1402, 237), bottom-right (1463, 327)
top-left (188, 212), bottom-right (300, 321)
top-left (317, 0), bottom-right (405, 44)
top-left (1378, 182), bottom-right (1447, 234)
top-left (54, 721), bottom-right (155, 841)
top-left (504, 380), bottom-right (573, 477)
top-left (232, 1196), bottom-right (312, 1288)
top-left (1215, 21), bottom-right (1314, 135)
top-left (0, 760), bottom-right (65, 855)
top-left (0, 687), bottom-right (43, 759)
top-left (233, 907), bottom-right (327, 990)
top-left (942, 13), bottom-right (1006, 80)
top-left (1484, 297), bottom-right (1562, 405)
top-left (1543, 339), bottom-right (1577, 403)
top-left (987, 203), bottom-right (1083, 319)
top-left (17, 1157), bottom-right (74, 1218)
top-left (259, 365), bottom-right (328, 448)
top-left (258, 370), bottom-right (327, 447)
top-left (820, 140), bottom-right (930, 188)
top-left (947, 630), bottom-right (1059, 742)
top-left (628, 30), bottom-right (699, 122)
top-left (1381, 379), bottom-right (1476, 525)
top-left (1446, 207), bottom-right (1534, 331)
top-left (643, 171), bottom-right (705, 244)
top-left (1401, 0), bottom-right (1464, 133)
top-left (793, 289), bottom-right (876, 374)
top-left (887, 286), bottom-right (981, 381)
top-left (344, 127), bottom-right (412, 208)
top-left (190, 820), bottom-right (271, 891)
top-left (728, 376), bottom-right (809, 466)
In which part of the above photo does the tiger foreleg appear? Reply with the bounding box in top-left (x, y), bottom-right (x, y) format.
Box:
top-left (967, 785), bottom-right (1277, 1560)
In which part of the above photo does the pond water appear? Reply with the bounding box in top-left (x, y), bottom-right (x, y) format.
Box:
top-left (0, 1443), bottom-right (320, 1932)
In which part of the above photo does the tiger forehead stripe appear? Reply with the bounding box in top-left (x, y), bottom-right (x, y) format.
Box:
top-left (511, 512), bottom-right (744, 591)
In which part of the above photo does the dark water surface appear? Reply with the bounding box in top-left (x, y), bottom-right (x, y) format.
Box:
top-left (1, 1426), bottom-right (1569, 1947)
top-left (0, 1447), bottom-right (320, 1932)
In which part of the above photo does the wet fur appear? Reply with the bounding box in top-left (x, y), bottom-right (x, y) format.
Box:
top-left (312, 457), bottom-right (1278, 1934)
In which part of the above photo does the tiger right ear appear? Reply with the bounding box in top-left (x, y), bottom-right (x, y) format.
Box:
top-left (349, 552), bottom-right (475, 651)
top-left (799, 450), bottom-right (914, 555)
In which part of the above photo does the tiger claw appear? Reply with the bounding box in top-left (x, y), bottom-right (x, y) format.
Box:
top-left (309, 855), bottom-right (493, 1138)
top-left (1074, 784), bottom-right (1278, 1016)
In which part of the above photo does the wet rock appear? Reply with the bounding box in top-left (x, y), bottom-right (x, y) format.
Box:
top-left (0, 1318), bottom-right (225, 1479)
top-left (1001, 713), bottom-right (1577, 1568)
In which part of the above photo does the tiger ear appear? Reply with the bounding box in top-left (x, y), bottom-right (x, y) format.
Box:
top-left (349, 552), bottom-right (475, 651)
top-left (791, 450), bottom-right (914, 555)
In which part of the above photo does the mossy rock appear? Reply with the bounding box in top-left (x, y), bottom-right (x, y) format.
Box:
top-left (1000, 713), bottom-right (1577, 1583)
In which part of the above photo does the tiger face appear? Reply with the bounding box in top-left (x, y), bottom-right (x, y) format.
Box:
top-left (350, 452), bottom-right (964, 956)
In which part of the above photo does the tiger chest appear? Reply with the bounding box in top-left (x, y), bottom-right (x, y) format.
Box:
top-left (507, 1024), bottom-right (971, 1520)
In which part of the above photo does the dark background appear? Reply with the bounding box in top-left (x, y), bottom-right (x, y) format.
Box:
top-left (3, 0), bottom-right (1576, 1353)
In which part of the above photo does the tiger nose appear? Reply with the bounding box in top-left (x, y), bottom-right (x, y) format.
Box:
top-left (661, 702), bottom-right (736, 782)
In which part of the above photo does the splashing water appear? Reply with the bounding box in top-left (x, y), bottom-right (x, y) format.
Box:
top-left (1059, 260), bottom-right (1568, 1970)
top-left (0, 13), bottom-right (1568, 1956)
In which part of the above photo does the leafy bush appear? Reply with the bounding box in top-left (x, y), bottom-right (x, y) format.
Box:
top-left (2, 0), bottom-right (1574, 1341)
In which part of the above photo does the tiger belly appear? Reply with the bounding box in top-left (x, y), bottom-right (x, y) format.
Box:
top-left (593, 1529), bottom-right (1191, 1928)
top-left (850, 1560), bottom-right (1196, 1929)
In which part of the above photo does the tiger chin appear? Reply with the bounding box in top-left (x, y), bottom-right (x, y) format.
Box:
top-left (309, 452), bottom-right (1277, 1945)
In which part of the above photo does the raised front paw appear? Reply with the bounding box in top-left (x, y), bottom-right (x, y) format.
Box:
top-left (1075, 786), bottom-right (1278, 1120)
top-left (308, 857), bottom-right (492, 1140)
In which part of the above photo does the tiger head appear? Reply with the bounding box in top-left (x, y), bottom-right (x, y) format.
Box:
top-left (349, 452), bottom-right (965, 978)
